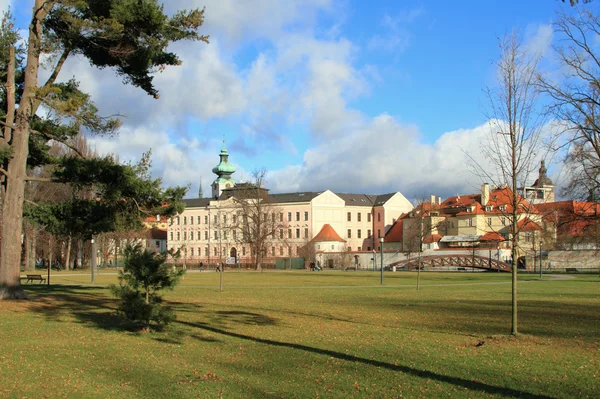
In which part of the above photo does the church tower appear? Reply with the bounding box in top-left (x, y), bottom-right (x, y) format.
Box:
top-left (211, 142), bottom-right (236, 198)
top-left (522, 160), bottom-right (555, 204)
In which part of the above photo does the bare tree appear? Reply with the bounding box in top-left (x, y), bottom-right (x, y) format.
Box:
top-left (539, 8), bottom-right (600, 201)
top-left (228, 169), bottom-right (288, 271)
top-left (480, 33), bottom-right (546, 335)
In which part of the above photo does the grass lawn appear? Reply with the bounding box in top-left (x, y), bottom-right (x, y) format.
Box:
top-left (1, 271), bottom-right (598, 398)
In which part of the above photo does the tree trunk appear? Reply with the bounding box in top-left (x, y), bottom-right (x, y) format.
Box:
top-left (77, 238), bottom-right (83, 269)
top-left (64, 236), bottom-right (71, 272)
top-left (0, 1), bottom-right (47, 299)
top-left (24, 221), bottom-right (31, 272)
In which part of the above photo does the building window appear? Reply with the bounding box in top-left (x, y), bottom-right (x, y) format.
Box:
top-left (223, 215), bottom-right (227, 224)
top-left (347, 212), bottom-right (351, 222)
top-left (233, 230), bottom-right (237, 240)
top-left (296, 228), bottom-right (300, 238)
top-left (358, 229), bottom-right (362, 239)
top-left (304, 211), bottom-right (308, 221)
top-left (272, 247), bottom-right (275, 256)
top-left (357, 213), bottom-right (361, 222)
top-left (197, 216), bottom-right (201, 224)
top-left (347, 229), bottom-right (352, 238)
top-left (232, 214), bottom-right (237, 224)
top-left (368, 213), bottom-right (371, 222)
top-left (488, 217), bottom-right (492, 226)
top-left (183, 232), bottom-right (187, 240)
top-left (204, 231), bottom-right (208, 240)
top-left (468, 218), bottom-right (473, 227)
top-left (288, 212), bottom-right (292, 221)
top-left (177, 232), bottom-right (180, 240)
top-left (288, 229), bottom-right (292, 239)
top-left (280, 247), bottom-right (284, 256)
top-left (214, 215), bottom-right (218, 224)
top-left (279, 229), bottom-right (283, 239)
top-left (170, 232), bottom-right (173, 241)
top-left (213, 247), bottom-right (217, 256)
top-left (223, 231), bottom-right (227, 240)
top-left (214, 231), bottom-right (218, 240)
top-left (377, 229), bottom-right (381, 238)
top-left (378, 213), bottom-right (381, 222)
top-left (304, 228), bottom-right (308, 239)
top-left (242, 247), bottom-right (246, 256)
top-left (190, 248), bottom-right (194, 257)
top-left (205, 247), bottom-right (208, 256)
top-left (177, 216), bottom-right (180, 225)
top-left (190, 216), bottom-right (193, 225)
top-left (367, 229), bottom-right (371, 237)
top-left (204, 215), bottom-right (208, 224)
top-left (279, 212), bottom-right (283, 222)
top-left (296, 212), bottom-right (300, 221)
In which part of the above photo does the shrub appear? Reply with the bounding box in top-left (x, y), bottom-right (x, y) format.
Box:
top-left (111, 242), bottom-right (183, 330)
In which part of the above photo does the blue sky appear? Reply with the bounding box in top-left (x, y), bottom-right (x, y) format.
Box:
top-left (3, 1), bottom-right (583, 201)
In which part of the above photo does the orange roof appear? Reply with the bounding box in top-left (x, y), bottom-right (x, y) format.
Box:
top-left (384, 219), bottom-right (404, 243)
top-left (423, 234), bottom-right (442, 243)
top-left (313, 224), bottom-right (345, 242)
top-left (479, 231), bottom-right (505, 242)
top-left (517, 217), bottom-right (542, 231)
top-left (149, 228), bottom-right (167, 240)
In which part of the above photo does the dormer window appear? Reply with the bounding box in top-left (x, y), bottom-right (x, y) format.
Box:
top-left (485, 206), bottom-right (493, 212)
top-left (499, 205), bottom-right (507, 212)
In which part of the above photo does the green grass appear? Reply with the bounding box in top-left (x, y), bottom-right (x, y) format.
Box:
top-left (1, 271), bottom-right (598, 398)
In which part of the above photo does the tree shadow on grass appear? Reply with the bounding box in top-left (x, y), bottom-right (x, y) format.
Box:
top-left (177, 318), bottom-right (553, 399)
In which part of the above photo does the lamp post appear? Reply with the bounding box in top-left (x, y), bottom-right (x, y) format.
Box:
top-left (497, 246), bottom-right (500, 272)
top-left (380, 237), bottom-right (384, 285)
top-left (91, 237), bottom-right (95, 283)
top-left (539, 240), bottom-right (543, 279)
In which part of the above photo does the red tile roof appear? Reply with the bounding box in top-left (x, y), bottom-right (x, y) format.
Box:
top-left (517, 217), bottom-right (542, 231)
top-left (313, 224), bottom-right (346, 242)
top-left (384, 219), bottom-right (404, 243)
top-left (479, 231), bottom-right (506, 242)
top-left (423, 234), bottom-right (442, 243)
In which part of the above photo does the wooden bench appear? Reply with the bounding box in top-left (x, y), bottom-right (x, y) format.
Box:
top-left (457, 267), bottom-right (467, 271)
top-left (565, 268), bottom-right (579, 273)
top-left (22, 274), bottom-right (46, 283)
top-left (345, 267), bottom-right (357, 271)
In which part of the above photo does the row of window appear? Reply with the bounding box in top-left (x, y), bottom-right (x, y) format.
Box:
top-left (346, 229), bottom-right (373, 239)
top-left (172, 210), bottom-right (385, 226)
top-left (346, 212), bottom-right (379, 222)
top-left (169, 228), bottom-right (311, 242)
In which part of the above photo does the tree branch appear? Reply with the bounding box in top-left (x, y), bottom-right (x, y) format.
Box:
top-left (0, 167), bottom-right (11, 179)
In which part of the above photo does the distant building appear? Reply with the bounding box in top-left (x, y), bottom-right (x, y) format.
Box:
top-left (167, 145), bottom-right (414, 265)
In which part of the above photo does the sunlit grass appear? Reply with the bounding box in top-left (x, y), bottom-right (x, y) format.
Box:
top-left (2, 271), bottom-right (598, 398)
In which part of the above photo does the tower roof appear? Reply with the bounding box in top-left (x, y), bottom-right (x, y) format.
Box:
top-left (313, 224), bottom-right (346, 242)
top-left (533, 160), bottom-right (553, 187)
top-left (212, 142), bottom-right (236, 178)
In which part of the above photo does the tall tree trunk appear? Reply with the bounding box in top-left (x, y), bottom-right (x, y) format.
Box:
top-left (64, 235), bottom-right (71, 272)
top-left (77, 238), bottom-right (83, 269)
top-left (0, 1), bottom-right (47, 299)
top-left (31, 228), bottom-right (37, 271)
top-left (23, 221), bottom-right (31, 272)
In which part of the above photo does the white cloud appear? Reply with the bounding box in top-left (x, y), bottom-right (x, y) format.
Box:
top-left (267, 117), bottom-right (495, 200)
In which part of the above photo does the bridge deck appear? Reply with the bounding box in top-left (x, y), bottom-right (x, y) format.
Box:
top-left (397, 254), bottom-right (511, 272)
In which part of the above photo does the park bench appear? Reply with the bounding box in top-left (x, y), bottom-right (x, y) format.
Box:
top-left (22, 274), bottom-right (46, 284)
top-left (457, 267), bottom-right (467, 271)
top-left (565, 268), bottom-right (579, 273)
top-left (345, 266), bottom-right (357, 271)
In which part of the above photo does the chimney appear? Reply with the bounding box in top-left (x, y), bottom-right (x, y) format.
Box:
top-left (437, 196), bottom-right (442, 205)
top-left (430, 195), bottom-right (436, 204)
top-left (482, 183), bottom-right (490, 206)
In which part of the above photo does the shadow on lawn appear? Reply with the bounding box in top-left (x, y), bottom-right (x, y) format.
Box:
top-left (177, 318), bottom-right (553, 399)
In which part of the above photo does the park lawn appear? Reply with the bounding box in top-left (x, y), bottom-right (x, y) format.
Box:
top-left (1, 272), bottom-right (598, 398)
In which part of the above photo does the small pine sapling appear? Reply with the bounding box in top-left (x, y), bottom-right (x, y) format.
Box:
top-left (111, 242), bottom-right (184, 330)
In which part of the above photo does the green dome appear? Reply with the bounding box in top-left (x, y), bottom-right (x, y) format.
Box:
top-left (212, 143), bottom-right (236, 178)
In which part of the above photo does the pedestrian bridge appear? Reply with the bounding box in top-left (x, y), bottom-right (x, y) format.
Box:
top-left (395, 254), bottom-right (511, 272)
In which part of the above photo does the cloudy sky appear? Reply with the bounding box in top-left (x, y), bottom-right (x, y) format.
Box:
top-left (4, 1), bottom-right (582, 201)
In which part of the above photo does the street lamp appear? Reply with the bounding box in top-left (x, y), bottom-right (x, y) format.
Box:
top-left (91, 237), bottom-right (95, 283)
top-left (539, 240), bottom-right (543, 279)
top-left (497, 245), bottom-right (501, 272)
top-left (380, 237), bottom-right (384, 285)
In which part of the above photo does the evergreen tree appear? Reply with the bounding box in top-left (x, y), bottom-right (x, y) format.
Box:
top-left (0, 1), bottom-right (208, 299)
